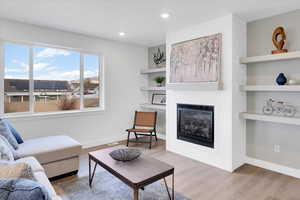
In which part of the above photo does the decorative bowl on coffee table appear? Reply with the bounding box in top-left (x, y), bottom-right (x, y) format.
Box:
top-left (109, 148), bottom-right (141, 162)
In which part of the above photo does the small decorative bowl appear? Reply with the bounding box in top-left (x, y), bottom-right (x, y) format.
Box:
top-left (109, 148), bottom-right (142, 162)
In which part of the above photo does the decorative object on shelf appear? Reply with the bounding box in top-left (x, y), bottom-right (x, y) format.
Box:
top-left (153, 48), bottom-right (166, 67)
top-left (109, 148), bottom-right (141, 162)
top-left (262, 98), bottom-right (296, 117)
top-left (170, 33), bottom-right (222, 85)
top-left (152, 94), bottom-right (166, 105)
top-left (288, 79), bottom-right (297, 85)
top-left (154, 76), bottom-right (166, 87)
top-left (272, 27), bottom-right (288, 54)
top-left (276, 73), bottom-right (287, 85)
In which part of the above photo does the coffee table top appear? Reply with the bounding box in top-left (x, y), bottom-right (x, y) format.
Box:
top-left (89, 145), bottom-right (174, 188)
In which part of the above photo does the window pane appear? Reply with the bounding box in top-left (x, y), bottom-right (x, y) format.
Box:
top-left (4, 44), bottom-right (30, 113)
top-left (84, 54), bottom-right (100, 108)
top-left (33, 47), bottom-right (80, 112)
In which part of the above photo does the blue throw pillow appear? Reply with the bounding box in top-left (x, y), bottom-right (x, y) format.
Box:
top-left (2, 120), bottom-right (24, 144)
top-left (0, 120), bottom-right (19, 150)
top-left (0, 178), bottom-right (51, 200)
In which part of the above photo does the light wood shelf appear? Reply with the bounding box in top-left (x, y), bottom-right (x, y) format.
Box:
top-left (140, 103), bottom-right (166, 111)
top-left (241, 112), bottom-right (300, 125)
top-left (141, 86), bottom-right (166, 91)
top-left (240, 51), bottom-right (300, 64)
top-left (141, 67), bottom-right (166, 74)
top-left (240, 85), bottom-right (300, 92)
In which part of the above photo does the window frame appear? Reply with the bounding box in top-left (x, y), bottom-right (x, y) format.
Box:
top-left (0, 39), bottom-right (105, 118)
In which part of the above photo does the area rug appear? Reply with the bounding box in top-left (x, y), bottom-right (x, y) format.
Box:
top-left (59, 170), bottom-right (190, 200)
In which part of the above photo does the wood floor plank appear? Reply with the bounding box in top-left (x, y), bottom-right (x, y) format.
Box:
top-left (52, 139), bottom-right (300, 200)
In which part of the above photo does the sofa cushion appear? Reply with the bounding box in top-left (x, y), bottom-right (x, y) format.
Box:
top-left (15, 157), bottom-right (44, 173)
top-left (3, 119), bottom-right (24, 144)
top-left (0, 135), bottom-right (14, 161)
top-left (17, 135), bottom-right (81, 164)
top-left (0, 178), bottom-right (51, 200)
top-left (0, 120), bottom-right (18, 150)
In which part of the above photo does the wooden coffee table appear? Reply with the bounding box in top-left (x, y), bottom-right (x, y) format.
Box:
top-left (88, 146), bottom-right (175, 200)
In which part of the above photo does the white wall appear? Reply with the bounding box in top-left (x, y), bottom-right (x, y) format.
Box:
top-left (166, 14), bottom-right (246, 172)
top-left (0, 19), bottom-right (148, 148)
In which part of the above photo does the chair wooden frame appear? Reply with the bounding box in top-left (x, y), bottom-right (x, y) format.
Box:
top-left (126, 111), bottom-right (158, 149)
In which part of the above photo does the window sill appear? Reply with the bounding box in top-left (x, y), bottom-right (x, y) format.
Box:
top-left (1, 108), bottom-right (105, 121)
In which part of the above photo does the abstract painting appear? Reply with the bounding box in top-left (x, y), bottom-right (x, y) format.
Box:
top-left (170, 33), bottom-right (222, 83)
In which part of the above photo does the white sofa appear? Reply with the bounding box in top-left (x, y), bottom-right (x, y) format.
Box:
top-left (15, 135), bottom-right (82, 200)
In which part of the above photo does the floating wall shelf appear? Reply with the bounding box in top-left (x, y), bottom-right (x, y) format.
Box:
top-left (140, 67), bottom-right (166, 74)
top-left (240, 85), bottom-right (300, 92)
top-left (140, 86), bottom-right (166, 91)
top-left (140, 103), bottom-right (166, 111)
top-left (240, 51), bottom-right (300, 64)
top-left (241, 112), bottom-right (300, 126)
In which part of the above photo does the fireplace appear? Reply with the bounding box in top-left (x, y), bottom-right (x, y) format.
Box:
top-left (177, 104), bottom-right (214, 148)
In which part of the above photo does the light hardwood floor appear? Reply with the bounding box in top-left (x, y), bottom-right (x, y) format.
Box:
top-left (52, 139), bottom-right (300, 200)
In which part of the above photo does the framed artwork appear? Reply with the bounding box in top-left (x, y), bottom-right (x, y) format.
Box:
top-left (170, 33), bottom-right (222, 84)
top-left (151, 94), bottom-right (166, 105)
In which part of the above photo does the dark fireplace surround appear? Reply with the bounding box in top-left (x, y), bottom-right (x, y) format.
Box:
top-left (177, 104), bottom-right (214, 148)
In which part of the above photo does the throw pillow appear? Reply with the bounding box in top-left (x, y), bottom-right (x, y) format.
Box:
top-left (0, 162), bottom-right (36, 181)
top-left (0, 135), bottom-right (14, 161)
top-left (0, 119), bottom-right (19, 150)
top-left (0, 178), bottom-right (51, 200)
top-left (0, 135), bottom-right (20, 160)
top-left (3, 120), bottom-right (24, 144)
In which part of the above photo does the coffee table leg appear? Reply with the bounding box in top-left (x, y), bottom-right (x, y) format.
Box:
top-left (163, 178), bottom-right (171, 200)
top-left (89, 156), bottom-right (91, 187)
top-left (172, 173), bottom-right (174, 200)
top-left (89, 158), bottom-right (97, 188)
top-left (133, 188), bottom-right (139, 200)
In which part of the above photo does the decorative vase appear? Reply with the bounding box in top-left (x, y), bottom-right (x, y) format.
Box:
top-left (276, 73), bottom-right (287, 85)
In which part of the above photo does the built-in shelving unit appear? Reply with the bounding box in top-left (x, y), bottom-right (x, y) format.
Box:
top-left (140, 103), bottom-right (166, 111)
top-left (241, 51), bottom-right (300, 126)
top-left (140, 67), bottom-right (166, 74)
top-left (140, 86), bottom-right (166, 91)
top-left (241, 112), bottom-right (300, 125)
top-left (240, 51), bottom-right (300, 64)
top-left (240, 85), bottom-right (300, 92)
top-left (140, 66), bottom-right (166, 112)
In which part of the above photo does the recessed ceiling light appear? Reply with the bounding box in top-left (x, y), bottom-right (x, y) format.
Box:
top-left (119, 32), bottom-right (125, 36)
top-left (160, 13), bottom-right (170, 19)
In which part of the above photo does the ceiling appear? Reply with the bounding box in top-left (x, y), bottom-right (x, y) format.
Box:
top-left (0, 0), bottom-right (300, 47)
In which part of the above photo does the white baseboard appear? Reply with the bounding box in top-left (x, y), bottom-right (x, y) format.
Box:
top-left (82, 135), bottom-right (127, 149)
top-left (246, 156), bottom-right (300, 179)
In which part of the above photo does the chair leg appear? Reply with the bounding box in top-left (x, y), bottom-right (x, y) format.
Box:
top-left (149, 132), bottom-right (153, 149)
top-left (134, 132), bottom-right (138, 140)
top-left (127, 132), bottom-right (130, 147)
top-left (154, 131), bottom-right (158, 141)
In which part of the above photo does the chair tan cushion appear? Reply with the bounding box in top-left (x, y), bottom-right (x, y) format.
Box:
top-left (15, 156), bottom-right (44, 173)
top-left (17, 136), bottom-right (82, 164)
top-left (126, 128), bottom-right (154, 133)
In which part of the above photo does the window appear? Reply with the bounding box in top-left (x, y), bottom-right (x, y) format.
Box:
top-left (2, 42), bottom-right (103, 115)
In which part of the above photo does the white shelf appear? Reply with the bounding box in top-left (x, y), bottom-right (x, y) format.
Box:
top-left (241, 85), bottom-right (300, 92)
top-left (240, 51), bottom-right (300, 64)
top-left (141, 67), bottom-right (166, 74)
top-left (140, 103), bottom-right (166, 111)
top-left (141, 86), bottom-right (166, 91)
top-left (241, 112), bottom-right (300, 125)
